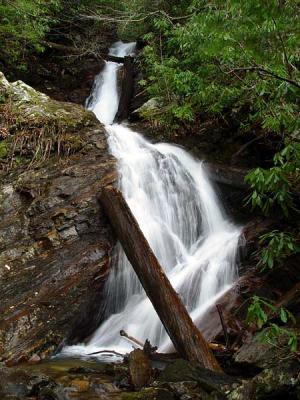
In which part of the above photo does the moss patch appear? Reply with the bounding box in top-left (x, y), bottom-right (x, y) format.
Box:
top-left (0, 71), bottom-right (100, 167)
top-left (121, 388), bottom-right (175, 400)
top-left (0, 141), bottom-right (8, 159)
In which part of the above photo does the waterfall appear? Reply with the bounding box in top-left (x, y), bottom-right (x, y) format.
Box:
top-left (63, 42), bottom-right (242, 358)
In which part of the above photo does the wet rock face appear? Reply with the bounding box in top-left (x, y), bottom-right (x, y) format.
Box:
top-left (0, 73), bottom-right (116, 364)
top-left (1, 27), bottom-right (116, 106)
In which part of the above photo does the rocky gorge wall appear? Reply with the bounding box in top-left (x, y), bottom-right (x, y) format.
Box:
top-left (0, 71), bottom-right (116, 365)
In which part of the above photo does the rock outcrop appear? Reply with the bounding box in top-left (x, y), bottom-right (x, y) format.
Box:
top-left (0, 72), bottom-right (116, 364)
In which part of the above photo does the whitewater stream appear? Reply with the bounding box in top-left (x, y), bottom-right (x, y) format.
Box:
top-left (63, 41), bottom-right (242, 359)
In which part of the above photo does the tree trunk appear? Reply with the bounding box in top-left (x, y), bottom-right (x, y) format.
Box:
top-left (99, 186), bottom-right (222, 372)
top-left (115, 56), bottom-right (135, 122)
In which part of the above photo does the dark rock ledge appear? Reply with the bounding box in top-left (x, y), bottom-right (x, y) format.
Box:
top-left (0, 71), bottom-right (116, 364)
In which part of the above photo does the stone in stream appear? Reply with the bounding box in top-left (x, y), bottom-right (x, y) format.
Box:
top-left (28, 353), bottom-right (41, 364)
top-left (0, 366), bottom-right (67, 400)
top-left (0, 358), bottom-right (122, 399)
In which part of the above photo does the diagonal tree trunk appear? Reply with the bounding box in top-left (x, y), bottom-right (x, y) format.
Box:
top-left (99, 185), bottom-right (222, 372)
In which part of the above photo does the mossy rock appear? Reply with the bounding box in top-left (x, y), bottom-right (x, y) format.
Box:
top-left (133, 97), bottom-right (163, 120)
top-left (0, 70), bottom-right (99, 133)
top-left (121, 388), bottom-right (175, 400)
top-left (6, 79), bottom-right (97, 129)
top-left (228, 360), bottom-right (300, 400)
top-left (0, 71), bottom-right (10, 91)
top-left (0, 141), bottom-right (8, 159)
top-left (234, 329), bottom-right (299, 369)
top-left (0, 70), bottom-right (101, 165)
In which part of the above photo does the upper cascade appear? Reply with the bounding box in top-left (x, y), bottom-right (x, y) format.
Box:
top-left (86, 41), bottom-right (136, 125)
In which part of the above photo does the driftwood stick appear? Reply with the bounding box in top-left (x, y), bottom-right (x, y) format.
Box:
top-left (209, 342), bottom-right (227, 351)
top-left (100, 186), bottom-right (222, 372)
top-left (87, 349), bottom-right (124, 357)
top-left (216, 304), bottom-right (229, 348)
top-left (120, 329), bottom-right (226, 352)
top-left (120, 330), bottom-right (144, 348)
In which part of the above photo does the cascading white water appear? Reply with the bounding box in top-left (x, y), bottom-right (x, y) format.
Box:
top-left (63, 42), bottom-right (242, 358)
top-left (86, 41), bottom-right (136, 125)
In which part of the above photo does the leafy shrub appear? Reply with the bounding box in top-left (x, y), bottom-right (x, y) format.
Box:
top-left (246, 295), bottom-right (298, 351)
top-left (245, 143), bottom-right (300, 216)
top-left (0, 0), bottom-right (62, 67)
top-left (257, 230), bottom-right (300, 270)
top-left (140, 1), bottom-right (300, 132)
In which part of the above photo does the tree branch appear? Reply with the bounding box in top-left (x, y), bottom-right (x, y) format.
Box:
top-left (228, 67), bottom-right (300, 89)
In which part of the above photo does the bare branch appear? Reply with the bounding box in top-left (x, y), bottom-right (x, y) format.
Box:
top-left (78, 8), bottom-right (194, 24)
top-left (227, 66), bottom-right (300, 89)
top-left (87, 349), bottom-right (124, 357)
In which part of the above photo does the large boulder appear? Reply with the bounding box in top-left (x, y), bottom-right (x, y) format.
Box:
top-left (0, 72), bottom-right (116, 364)
top-left (228, 360), bottom-right (300, 400)
top-left (131, 98), bottom-right (162, 121)
top-left (233, 334), bottom-right (293, 369)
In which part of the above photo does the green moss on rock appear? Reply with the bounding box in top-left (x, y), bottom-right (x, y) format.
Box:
top-left (0, 70), bottom-right (101, 166)
top-left (121, 388), bottom-right (175, 400)
top-left (6, 79), bottom-right (97, 129)
top-left (0, 141), bottom-right (8, 159)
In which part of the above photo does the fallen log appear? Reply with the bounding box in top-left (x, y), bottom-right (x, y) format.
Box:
top-left (100, 186), bottom-right (222, 372)
top-left (105, 55), bottom-right (126, 63)
top-left (230, 134), bottom-right (265, 165)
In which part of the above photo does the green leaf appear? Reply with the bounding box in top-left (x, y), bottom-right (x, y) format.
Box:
top-left (280, 308), bottom-right (288, 323)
